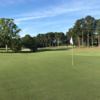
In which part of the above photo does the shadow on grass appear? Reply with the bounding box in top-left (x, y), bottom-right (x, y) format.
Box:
top-left (0, 46), bottom-right (72, 53)
top-left (0, 51), bottom-right (34, 54)
top-left (37, 47), bottom-right (72, 53)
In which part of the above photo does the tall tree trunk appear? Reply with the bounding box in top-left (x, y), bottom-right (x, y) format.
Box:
top-left (98, 35), bottom-right (100, 47)
top-left (5, 44), bottom-right (8, 52)
top-left (91, 36), bottom-right (94, 47)
top-left (82, 31), bottom-right (84, 46)
top-left (77, 36), bottom-right (80, 47)
top-left (57, 38), bottom-right (60, 46)
top-left (87, 33), bottom-right (89, 47)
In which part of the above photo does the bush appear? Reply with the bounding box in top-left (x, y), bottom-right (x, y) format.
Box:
top-left (11, 38), bottom-right (22, 52)
top-left (22, 35), bottom-right (37, 52)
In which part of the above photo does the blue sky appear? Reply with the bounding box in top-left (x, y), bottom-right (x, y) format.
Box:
top-left (0, 0), bottom-right (100, 36)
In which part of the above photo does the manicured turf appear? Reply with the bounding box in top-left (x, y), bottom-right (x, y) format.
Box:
top-left (0, 48), bottom-right (100, 100)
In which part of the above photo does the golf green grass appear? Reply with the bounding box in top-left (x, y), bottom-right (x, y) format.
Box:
top-left (0, 48), bottom-right (100, 100)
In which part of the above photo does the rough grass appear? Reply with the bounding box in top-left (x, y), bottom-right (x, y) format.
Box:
top-left (0, 48), bottom-right (100, 100)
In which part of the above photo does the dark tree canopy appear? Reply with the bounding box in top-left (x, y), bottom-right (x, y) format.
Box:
top-left (67, 15), bottom-right (100, 47)
top-left (22, 35), bottom-right (37, 52)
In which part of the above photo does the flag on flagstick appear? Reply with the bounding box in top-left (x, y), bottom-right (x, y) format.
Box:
top-left (70, 37), bottom-right (73, 45)
top-left (70, 37), bottom-right (74, 66)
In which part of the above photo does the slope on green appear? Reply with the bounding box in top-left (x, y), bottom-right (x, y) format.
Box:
top-left (0, 49), bottom-right (100, 100)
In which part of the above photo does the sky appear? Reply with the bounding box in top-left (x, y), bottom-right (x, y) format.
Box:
top-left (0, 0), bottom-right (100, 36)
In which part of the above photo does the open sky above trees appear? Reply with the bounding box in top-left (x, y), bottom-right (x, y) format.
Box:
top-left (0, 0), bottom-right (100, 36)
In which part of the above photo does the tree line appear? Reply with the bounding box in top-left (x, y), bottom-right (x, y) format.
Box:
top-left (67, 15), bottom-right (100, 47)
top-left (0, 18), bottom-right (67, 52)
top-left (20, 32), bottom-right (67, 52)
top-left (0, 16), bottom-right (100, 52)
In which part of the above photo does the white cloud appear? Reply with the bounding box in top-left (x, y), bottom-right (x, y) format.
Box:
top-left (0, 0), bottom-right (33, 6)
top-left (14, 0), bottom-right (100, 24)
top-left (15, 5), bottom-right (92, 24)
top-left (14, 0), bottom-right (100, 35)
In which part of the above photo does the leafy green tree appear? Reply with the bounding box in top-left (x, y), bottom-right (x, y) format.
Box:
top-left (74, 19), bottom-right (83, 46)
top-left (0, 18), bottom-right (21, 52)
top-left (11, 36), bottom-right (22, 52)
top-left (67, 16), bottom-right (96, 47)
top-left (84, 16), bottom-right (96, 47)
top-left (22, 35), bottom-right (37, 52)
top-left (36, 32), bottom-right (66, 47)
top-left (37, 34), bottom-right (48, 47)
top-left (54, 32), bottom-right (65, 46)
top-left (96, 19), bottom-right (100, 46)
top-left (67, 28), bottom-right (78, 45)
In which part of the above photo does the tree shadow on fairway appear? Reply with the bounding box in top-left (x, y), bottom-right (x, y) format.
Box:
top-left (0, 48), bottom-right (36, 53)
top-left (0, 50), bottom-right (33, 54)
top-left (0, 47), bottom-right (72, 54)
top-left (37, 46), bottom-right (72, 53)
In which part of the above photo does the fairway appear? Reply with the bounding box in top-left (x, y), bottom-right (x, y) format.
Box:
top-left (0, 48), bottom-right (100, 100)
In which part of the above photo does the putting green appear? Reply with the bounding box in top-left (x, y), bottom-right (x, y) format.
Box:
top-left (0, 48), bottom-right (100, 100)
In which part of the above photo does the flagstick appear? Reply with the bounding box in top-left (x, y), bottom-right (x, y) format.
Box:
top-left (72, 45), bottom-right (74, 66)
top-left (70, 37), bottom-right (74, 66)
